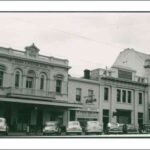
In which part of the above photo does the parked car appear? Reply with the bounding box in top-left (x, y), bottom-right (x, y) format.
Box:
top-left (106, 122), bottom-right (123, 134)
top-left (84, 121), bottom-right (103, 135)
top-left (66, 121), bottom-right (82, 135)
top-left (0, 117), bottom-right (8, 135)
top-left (125, 124), bottom-right (139, 134)
top-left (43, 121), bottom-right (61, 135)
top-left (139, 124), bottom-right (148, 134)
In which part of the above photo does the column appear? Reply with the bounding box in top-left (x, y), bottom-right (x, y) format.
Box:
top-left (110, 86), bottom-right (117, 123)
top-left (144, 90), bottom-right (148, 124)
top-left (133, 90), bottom-right (138, 126)
top-left (99, 85), bottom-right (103, 124)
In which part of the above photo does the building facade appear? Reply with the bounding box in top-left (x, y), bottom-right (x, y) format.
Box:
top-left (0, 45), bottom-right (149, 133)
top-left (0, 44), bottom-right (81, 132)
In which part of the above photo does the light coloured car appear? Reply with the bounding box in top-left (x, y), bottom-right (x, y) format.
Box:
top-left (43, 121), bottom-right (61, 135)
top-left (66, 121), bottom-right (82, 135)
top-left (106, 122), bottom-right (123, 134)
top-left (85, 121), bottom-right (103, 135)
top-left (0, 118), bottom-right (8, 135)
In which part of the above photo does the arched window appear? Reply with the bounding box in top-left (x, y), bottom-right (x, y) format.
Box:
top-left (40, 75), bottom-right (44, 90)
top-left (15, 71), bottom-right (21, 88)
top-left (26, 70), bottom-right (36, 89)
top-left (39, 73), bottom-right (47, 90)
top-left (0, 65), bottom-right (5, 87)
top-left (54, 74), bottom-right (64, 94)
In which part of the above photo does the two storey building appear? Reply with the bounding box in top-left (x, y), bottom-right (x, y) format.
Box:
top-left (0, 44), bottom-right (81, 132)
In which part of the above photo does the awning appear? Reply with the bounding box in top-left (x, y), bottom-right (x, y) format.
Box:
top-left (0, 97), bottom-right (82, 108)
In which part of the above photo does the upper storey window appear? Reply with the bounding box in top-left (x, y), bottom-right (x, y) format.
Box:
top-left (56, 80), bottom-right (62, 93)
top-left (40, 73), bottom-right (47, 90)
top-left (15, 70), bottom-right (22, 88)
top-left (26, 70), bottom-right (36, 89)
top-left (54, 74), bottom-right (64, 94)
top-left (0, 65), bottom-right (5, 87)
top-left (118, 69), bottom-right (132, 80)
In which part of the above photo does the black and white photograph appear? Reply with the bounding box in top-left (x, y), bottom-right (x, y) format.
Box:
top-left (0, 12), bottom-right (150, 139)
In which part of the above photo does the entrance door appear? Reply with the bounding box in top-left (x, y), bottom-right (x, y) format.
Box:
top-left (117, 110), bottom-right (131, 124)
top-left (18, 108), bottom-right (31, 132)
top-left (37, 109), bottom-right (43, 131)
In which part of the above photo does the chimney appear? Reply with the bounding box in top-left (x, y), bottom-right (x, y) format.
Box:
top-left (84, 69), bottom-right (90, 79)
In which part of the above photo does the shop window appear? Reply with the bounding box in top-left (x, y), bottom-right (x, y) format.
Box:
top-left (128, 91), bottom-right (132, 103)
top-left (117, 89), bottom-right (121, 102)
top-left (122, 90), bottom-right (126, 103)
top-left (104, 87), bottom-right (109, 101)
top-left (139, 92), bottom-right (143, 104)
top-left (56, 79), bottom-right (62, 93)
top-left (138, 112), bottom-right (143, 127)
top-left (76, 88), bottom-right (81, 102)
top-left (103, 109), bottom-right (109, 131)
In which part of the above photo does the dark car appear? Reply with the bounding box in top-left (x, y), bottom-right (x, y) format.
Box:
top-left (125, 124), bottom-right (139, 134)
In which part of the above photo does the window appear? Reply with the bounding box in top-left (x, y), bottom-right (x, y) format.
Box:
top-left (0, 71), bottom-right (3, 87)
top-left (104, 87), bottom-right (109, 101)
top-left (88, 89), bottom-right (94, 99)
top-left (40, 75), bottom-right (45, 90)
top-left (15, 71), bottom-right (20, 88)
top-left (26, 70), bottom-right (35, 89)
top-left (139, 92), bottom-right (143, 104)
top-left (117, 89), bottom-right (121, 102)
top-left (26, 77), bottom-right (34, 88)
top-left (103, 109), bottom-right (109, 131)
top-left (128, 91), bottom-right (132, 103)
top-left (122, 90), bottom-right (126, 103)
top-left (118, 70), bottom-right (132, 80)
top-left (56, 80), bottom-right (62, 93)
top-left (76, 88), bottom-right (81, 102)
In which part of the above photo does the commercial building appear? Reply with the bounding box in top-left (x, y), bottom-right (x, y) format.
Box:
top-left (0, 45), bottom-right (149, 133)
top-left (0, 44), bottom-right (81, 132)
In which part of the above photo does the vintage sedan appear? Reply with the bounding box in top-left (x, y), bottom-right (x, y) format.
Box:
top-left (0, 118), bottom-right (8, 135)
top-left (43, 121), bottom-right (61, 135)
top-left (85, 121), bottom-right (103, 135)
top-left (106, 122), bottom-right (123, 134)
top-left (125, 124), bottom-right (139, 134)
top-left (66, 121), bottom-right (82, 135)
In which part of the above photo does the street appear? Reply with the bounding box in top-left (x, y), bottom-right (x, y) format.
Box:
top-left (1, 132), bottom-right (150, 137)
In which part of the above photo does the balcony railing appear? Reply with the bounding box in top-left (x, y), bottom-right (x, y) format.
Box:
top-left (6, 87), bottom-right (56, 99)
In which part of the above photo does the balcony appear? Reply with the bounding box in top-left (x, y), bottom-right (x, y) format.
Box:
top-left (6, 87), bottom-right (56, 100)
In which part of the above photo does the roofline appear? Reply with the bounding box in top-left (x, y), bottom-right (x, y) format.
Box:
top-left (112, 65), bottom-right (136, 73)
top-left (0, 53), bottom-right (71, 69)
top-left (69, 77), bottom-right (99, 85)
top-left (101, 76), bottom-right (148, 86)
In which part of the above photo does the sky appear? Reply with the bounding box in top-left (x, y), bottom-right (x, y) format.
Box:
top-left (1, 12), bottom-right (150, 77)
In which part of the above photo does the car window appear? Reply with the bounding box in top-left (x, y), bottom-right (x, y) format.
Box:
top-left (45, 122), bottom-right (56, 126)
top-left (87, 121), bottom-right (100, 126)
top-left (69, 122), bottom-right (79, 126)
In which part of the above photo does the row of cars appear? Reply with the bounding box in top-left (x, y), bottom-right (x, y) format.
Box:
top-left (42, 121), bottom-right (145, 135)
top-left (43, 120), bottom-right (103, 135)
top-left (1, 116), bottom-right (150, 136)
